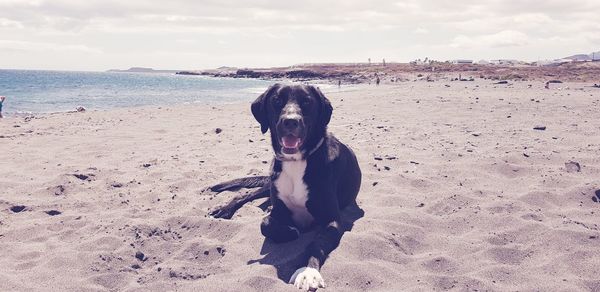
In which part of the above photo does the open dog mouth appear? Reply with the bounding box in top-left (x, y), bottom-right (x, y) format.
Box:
top-left (281, 135), bottom-right (302, 154)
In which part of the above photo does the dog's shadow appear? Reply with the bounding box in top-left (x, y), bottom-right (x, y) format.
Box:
top-left (247, 203), bottom-right (365, 283)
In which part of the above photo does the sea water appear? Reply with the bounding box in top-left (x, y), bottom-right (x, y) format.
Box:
top-left (0, 69), bottom-right (276, 115)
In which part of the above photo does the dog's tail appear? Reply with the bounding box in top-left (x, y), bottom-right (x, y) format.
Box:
top-left (210, 176), bottom-right (270, 193)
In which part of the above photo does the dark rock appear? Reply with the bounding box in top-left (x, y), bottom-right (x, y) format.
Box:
top-left (135, 251), bottom-right (147, 261)
top-left (45, 210), bottom-right (61, 216)
top-left (417, 203), bottom-right (425, 207)
top-left (10, 205), bottom-right (26, 213)
top-left (494, 80), bottom-right (509, 84)
top-left (73, 174), bottom-right (89, 180)
top-left (533, 126), bottom-right (546, 131)
top-left (142, 163), bottom-right (151, 168)
top-left (215, 128), bottom-right (222, 134)
top-left (131, 264), bottom-right (141, 269)
top-left (372, 182), bottom-right (378, 186)
top-left (175, 71), bottom-right (201, 75)
top-left (111, 182), bottom-right (123, 188)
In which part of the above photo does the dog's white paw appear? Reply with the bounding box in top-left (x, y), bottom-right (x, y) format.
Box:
top-left (289, 267), bottom-right (325, 290)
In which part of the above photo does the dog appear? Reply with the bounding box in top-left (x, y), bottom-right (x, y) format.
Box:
top-left (209, 83), bottom-right (362, 290)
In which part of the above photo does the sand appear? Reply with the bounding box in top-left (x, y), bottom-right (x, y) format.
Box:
top-left (1, 80), bottom-right (599, 291)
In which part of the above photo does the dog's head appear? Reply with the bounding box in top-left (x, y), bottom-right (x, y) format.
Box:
top-left (251, 83), bottom-right (332, 157)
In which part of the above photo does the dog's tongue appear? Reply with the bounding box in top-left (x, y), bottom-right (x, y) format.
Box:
top-left (282, 136), bottom-right (301, 149)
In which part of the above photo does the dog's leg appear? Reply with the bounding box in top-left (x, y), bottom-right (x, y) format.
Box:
top-left (210, 176), bottom-right (269, 192)
top-left (261, 199), bottom-right (299, 243)
top-left (289, 220), bottom-right (342, 290)
top-left (210, 185), bottom-right (270, 219)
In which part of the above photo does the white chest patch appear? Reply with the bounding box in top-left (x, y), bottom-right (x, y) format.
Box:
top-left (274, 160), bottom-right (314, 228)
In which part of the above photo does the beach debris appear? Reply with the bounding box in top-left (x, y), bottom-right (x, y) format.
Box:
top-left (372, 182), bottom-right (378, 186)
top-left (564, 161), bottom-right (581, 173)
top-left (533, 125), bottom-right (547, 131)
top-left (471, 132), bottom-right (481, 137)
top-left (135, 251), bottom-right (147, 261)
top-left (417, 203), bottom-right (425, 207)
top-left (76, 106), bottom-right (86, 112)
top-left (215, 128), bottom-right (223, 134)
top-left (523, 153), bottom-right (530, 158)
top-left (548, 80), bottom-right (563, 84)
top-left (374, 156), bottom-right (383, 161)
top-left (494, 80), bottom-right (509, 84)
top-left (410, 161), bottom-right (420, 165)
top-left (45, 210), bottom-right (61, 216)
top-left (111, 182), bottom-right (123, 188)
top-left (10, 205), bottom-right (26, 213)
top-left (142, 163), bottom-right (152, 168)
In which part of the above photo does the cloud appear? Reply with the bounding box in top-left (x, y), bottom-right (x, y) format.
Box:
top-left (450, 30), bottom-right (529, 49)
top-left (0, 0), bottom-right (599, 69)
top-left (0, 39), bottom-right (102, 53)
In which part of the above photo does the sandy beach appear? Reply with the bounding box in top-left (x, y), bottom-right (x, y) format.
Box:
top-left (1, 80), bottom-right (599, 291)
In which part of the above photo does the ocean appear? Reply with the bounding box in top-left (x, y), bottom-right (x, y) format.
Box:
top-left (0, 69), bottom-right (278, 115)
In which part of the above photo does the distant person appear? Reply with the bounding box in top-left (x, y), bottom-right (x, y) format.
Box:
top-left (338, 80), bottom-right (341, 88)
top-left (0, 96), bottom-right (5, 118)
top-left (375, 76), bottom-right (380, 86)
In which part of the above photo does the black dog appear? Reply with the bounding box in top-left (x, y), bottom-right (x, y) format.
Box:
top-left (209, 84), bottom-right (362, 290)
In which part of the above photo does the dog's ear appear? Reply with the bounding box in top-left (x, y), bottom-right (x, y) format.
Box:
top-left (310, 86), bottom-right (333, 127)
top-left (251, 84), bottom-right (280, 134)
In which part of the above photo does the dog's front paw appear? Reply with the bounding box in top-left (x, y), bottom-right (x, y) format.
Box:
top-left (289, 267), bottom-right (325, 290)
top-left (209, 206), bottom-right (236, 219)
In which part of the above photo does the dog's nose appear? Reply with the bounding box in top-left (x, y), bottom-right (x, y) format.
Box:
top-left (282, 118), bottom-right (300, 130)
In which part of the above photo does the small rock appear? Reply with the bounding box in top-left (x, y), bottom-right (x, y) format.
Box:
top-left (372, 182), bottom-right (378, 186)
top-left (76, 106), bottom-right (86, 112)
top-left (533, 126), bottom-right (546, 131)
top-left (10, 205), bottom-right (26, 213)
top-left (73, 174), bottom-right (89, 180)
top-left (215, 128), bottom-right (223, 134)
top-left (374, 157), bottom-right (383, 161)
top-left (135, 251), bottom-right (147, 261)
top-left (417, 203), bottom-right (425, 207)
top-left (564, 161), bottom-right (581, 173)
top-left (131, 264), bottom-right (141, 269)
top-left (53, 185), bottom-right (66, 195)
top-left (142, 163), bottom-right (152, 168)
top-left (45, 210), bottom-right (61, 216)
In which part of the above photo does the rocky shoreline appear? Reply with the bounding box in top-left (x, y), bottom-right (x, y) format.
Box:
top-left (179, 62), bottom-right (600, 84)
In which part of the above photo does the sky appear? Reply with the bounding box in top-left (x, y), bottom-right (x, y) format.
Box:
top-left (1, 0), bottom-right (599, 71)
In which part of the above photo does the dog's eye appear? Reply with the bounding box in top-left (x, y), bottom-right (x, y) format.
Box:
top-left (301, 99), bottom-right (311, 107)
top-left (273, 98), bottom-right (284, 107)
